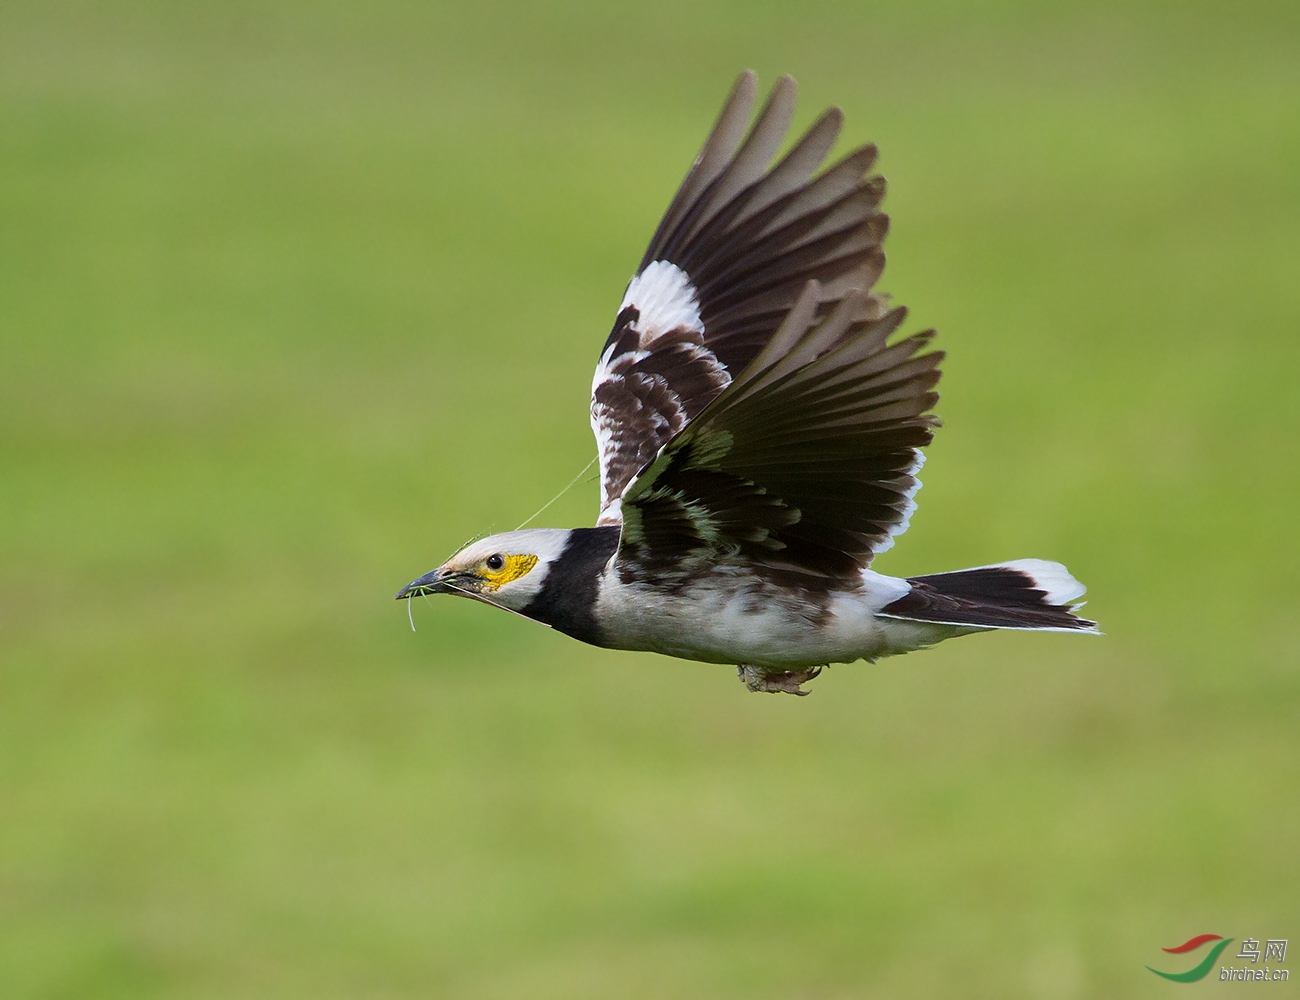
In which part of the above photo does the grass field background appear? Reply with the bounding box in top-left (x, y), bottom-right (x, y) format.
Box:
top-left (2, 1), bottom-right (1297, 996)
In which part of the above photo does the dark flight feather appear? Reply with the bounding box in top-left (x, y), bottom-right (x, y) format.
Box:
top-left (617, 283), bottom-right (942, 590)
top-left (592, 73), bottom-right (892, 522)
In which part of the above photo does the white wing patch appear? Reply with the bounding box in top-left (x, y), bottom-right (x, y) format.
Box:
top-left (590, 260), bottom-right (730, 525)
top-left (618, 260), bottom-right (704, 341)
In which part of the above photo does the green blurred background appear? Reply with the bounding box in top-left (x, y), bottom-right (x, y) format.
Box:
top-left (2, 1), bottom-right (1297, 996)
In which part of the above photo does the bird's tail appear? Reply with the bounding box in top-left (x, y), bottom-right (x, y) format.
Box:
top-left (878, 559), bottom-right (1098, 632)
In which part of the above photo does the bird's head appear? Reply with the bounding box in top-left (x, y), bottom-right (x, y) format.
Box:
top-left (395, 528), bottom-right (571, 613)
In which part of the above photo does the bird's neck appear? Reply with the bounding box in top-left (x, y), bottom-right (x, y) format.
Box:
top-left (519, 525), bottom-right (621, 645)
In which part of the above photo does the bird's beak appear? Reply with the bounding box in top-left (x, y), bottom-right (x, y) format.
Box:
top-left (395, 568), bottom-right (453, 600)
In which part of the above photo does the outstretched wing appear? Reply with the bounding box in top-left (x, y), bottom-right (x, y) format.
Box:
top-left (614, 282), bottom-right (942, 591)
top-left (591, 71), bottom-right (891, 524)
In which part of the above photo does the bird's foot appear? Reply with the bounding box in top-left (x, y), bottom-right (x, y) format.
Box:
top-left (736, 664), bottom-right (823, 696)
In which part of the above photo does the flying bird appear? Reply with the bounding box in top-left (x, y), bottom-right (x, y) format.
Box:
top-left (397, 71), bottom-right (1096, 695)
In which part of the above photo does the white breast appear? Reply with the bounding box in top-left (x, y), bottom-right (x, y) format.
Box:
top-left (592, 567), bottom-right (958, 669)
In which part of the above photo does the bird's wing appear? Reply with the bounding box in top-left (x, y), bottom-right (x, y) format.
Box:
top-left (614, 282), bottom-right (942, 590)
top-left (591, 71), bottom-right (890, 524)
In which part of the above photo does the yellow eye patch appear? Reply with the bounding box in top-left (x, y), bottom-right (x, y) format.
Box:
top-left (480, 553), bottom-right (538, 590)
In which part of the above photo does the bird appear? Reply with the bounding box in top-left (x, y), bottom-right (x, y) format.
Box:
top-left (396, 71), bottom-right (1097, 695)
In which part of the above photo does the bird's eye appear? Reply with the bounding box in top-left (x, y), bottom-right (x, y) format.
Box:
top-left (485, 554), bottom-right (506, 572)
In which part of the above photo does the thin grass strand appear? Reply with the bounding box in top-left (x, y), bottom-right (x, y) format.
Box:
top-left (515, 455), bottom-right (597, 531)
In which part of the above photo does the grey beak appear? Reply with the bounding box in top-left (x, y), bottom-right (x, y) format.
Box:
top-left (395, 570), bottom-right (447, 600)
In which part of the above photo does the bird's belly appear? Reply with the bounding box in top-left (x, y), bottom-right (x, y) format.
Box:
top-left (593, 577), bottom-right (905, 668)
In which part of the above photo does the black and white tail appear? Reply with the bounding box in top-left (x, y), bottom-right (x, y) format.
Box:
top-left (879, 559), bottom-right (1098, 632)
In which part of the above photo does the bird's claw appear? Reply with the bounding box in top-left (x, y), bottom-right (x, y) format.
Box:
top-left (736, 664), bottom-right (823, 696)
